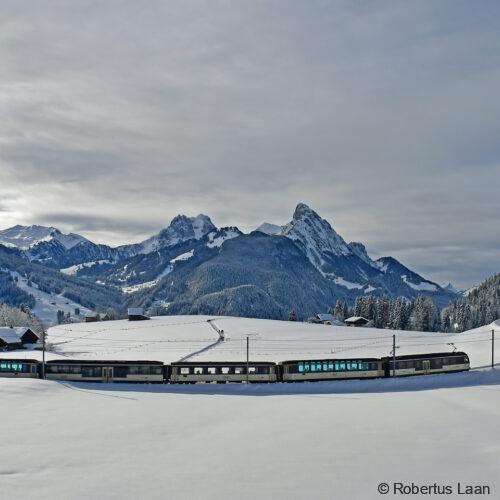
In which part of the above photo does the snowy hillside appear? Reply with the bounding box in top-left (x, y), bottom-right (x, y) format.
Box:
top-left (10, 271), bottom-right (93, 325)
top-left (42, 315), bottom-right (500, 369)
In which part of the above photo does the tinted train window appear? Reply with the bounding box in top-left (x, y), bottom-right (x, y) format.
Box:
top-left (81, 366), bottom-right (102, 377)
top-left (113, 367), bottom-right (128, 377)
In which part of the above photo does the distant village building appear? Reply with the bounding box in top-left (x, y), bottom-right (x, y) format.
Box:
top-left (306, 313), bottom-right (345, 326)
top-left (0, 327), bottom-right (39, 351)
top-left (315, 313), bottom-right (345, 326)
top-left (345, 316), bottom-right (371, 327)
top-left (128, 307), bottom-right (149, 321)
top-left (85, 314), bottom-right (100, 323)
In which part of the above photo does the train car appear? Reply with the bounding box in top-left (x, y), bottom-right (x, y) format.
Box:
top-left (0, 359), bottom-right (40, 378)
top-left (384, 352), bottom-right (470, 377)
top-left (279, 358), bottom-right (384, 382)
top-left (170, 361), bottom-right (278, 383)
top-left (45, 360), bottom-right (166, 383)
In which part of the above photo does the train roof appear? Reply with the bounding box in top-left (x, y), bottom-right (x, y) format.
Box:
top-left (389, 352), bottom-right (468, 360)
top-left (46, 359), bottom-right (164, 365)
top-left (171, 361), bottom-right (276, 366)
top-left (279, 357), bottom-right (381, 364)
top-left (0, 358), bottom-right (39, 364)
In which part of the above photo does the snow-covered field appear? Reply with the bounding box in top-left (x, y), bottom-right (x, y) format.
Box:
top-left (42, 315), bottom-right (499, 369)
top-left (1, 371), bottom-right (500, 499)
top-left (2, 317), bottom-right (499, 499)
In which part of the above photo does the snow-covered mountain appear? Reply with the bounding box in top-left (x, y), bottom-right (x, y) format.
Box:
top-left (0, 204), bottom-right (458, 319)
top-left (0, 225), bottom-right (88, 250)
top-left (119, 214), bottom-right (216, 256)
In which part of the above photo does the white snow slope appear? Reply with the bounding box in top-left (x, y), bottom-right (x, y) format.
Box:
top-left (43, 315), bottom-right (499, 369)
top-left (2, 318), bottom-right (500, 499)
top-left (1, 371), bottom-right (499, 499)
top-left (7, 271), bottom-right (93, 326)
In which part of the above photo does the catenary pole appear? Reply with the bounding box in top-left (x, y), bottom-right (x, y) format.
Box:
top-left (42, 329), bottom-right (46, 379)
top-left (246, 336), bottom-right (250, 384)
top-left (492, 330), bottom-right (495, 369)
top-left (392, 334), bottom-right (396, 377)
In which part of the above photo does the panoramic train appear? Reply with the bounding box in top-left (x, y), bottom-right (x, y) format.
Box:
top-left (0, 351), bottom-right (470, 383)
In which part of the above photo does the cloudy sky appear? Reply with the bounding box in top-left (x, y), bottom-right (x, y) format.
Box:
top-left (0, 1), bottom-right (499, 288)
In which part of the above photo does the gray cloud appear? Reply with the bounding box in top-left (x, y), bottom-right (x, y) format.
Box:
top-left (0, 0), bottom-right (499, 288)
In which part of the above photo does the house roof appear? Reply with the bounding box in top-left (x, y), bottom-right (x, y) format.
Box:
top-left (0, 327), bottom-right (38, 344)
top-left (0, 327), bottom-right (23, 344)
top-left (345, 316), bottom-right (369, 323)
top-left (316, 314), bottom-right (344, 326)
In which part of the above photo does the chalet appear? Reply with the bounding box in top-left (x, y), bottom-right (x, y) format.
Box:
top-left (128, 307), bottom-right (150, 321)
top-left (314, 313), bottom-right (345, 326)
top-left (344, 316), bottom-right (371, 327)
top-left (85, 314), bottom-right (100, 323)
top-left (14, 327), bottom-right (39, 344)
top-left (0, 327), bottom-right (39, 351)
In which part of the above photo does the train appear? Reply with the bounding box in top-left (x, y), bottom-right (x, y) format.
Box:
top-left (0, 351), bottom-right (470, 383)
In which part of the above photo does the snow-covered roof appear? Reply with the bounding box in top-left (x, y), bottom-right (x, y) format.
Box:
top-left (345, 316), bottom-right (369, 323)
top-left (0, 327), bottom-right (22, 344)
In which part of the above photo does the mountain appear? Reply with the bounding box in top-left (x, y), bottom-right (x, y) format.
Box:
top-left (0, 225), bottom-right (88, 250)
top-left (0, 203), bottom-right (458, 320)
top-left (118, 214), bottom-right (216, 256)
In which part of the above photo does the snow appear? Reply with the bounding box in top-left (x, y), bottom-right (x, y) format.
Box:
top-left (401, 275), bottom-right (438, 292)
top-left (1, 370), bottom-right (499, 499)
top-left (2, 317), bottom-right (500, 497)
top-left (334, 276), bottom-right (364, 290)
top-left (122, 265), bottom-right (174, 294)
top-left (0, 224), bottom-right (87, 250)
top-left (8, 271), bottom-right (92, 326)
top-left (60, 260), bottom-right (112, 276)
top-left (206, 229), bottom-right (240, 248)
top-left (37, 316), bottom-right (500, 371)
top-left (170, 249), bottom-right (194, 263)
top-left (364, 285), bottom-right (376, 293)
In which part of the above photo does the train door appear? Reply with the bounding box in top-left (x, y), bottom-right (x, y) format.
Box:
top-left (422, 360), bottom-right (431, 375)
top-left (102, 366), bottom-right (114, 383)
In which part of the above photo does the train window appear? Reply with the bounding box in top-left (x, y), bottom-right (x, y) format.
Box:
top-left (221, 367), bottom-right (230, 374)
top-left (234, 367), bottom-right (243, 374)
top-left (298, 363), bottom-right (304, 373)
top-left (81, 367), bottom-right (102, 377)
top-left (207, 367), bottom-right (217, 374)
top-left (194, 367), bottom-right (203, 374)
top-left (327, 362), bottom-right (334, 371)
top-left (180, 367), bottom-right (190, 375)
top-left (248, 367), bottom-right (256, 374)
top-left (151, 366), bottom-right (163, 375)
top-left (69, 365), bottom-right (81, 374)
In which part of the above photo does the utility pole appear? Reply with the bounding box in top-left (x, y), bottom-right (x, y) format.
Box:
top-left (41, 330), bottom-right (46, 380)
top-left (392, 334), bottom-right (396, 377)
top-left (492, 330), bottom-right (495, 369)
top-left (246, 336), bottom-right (250, 384)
